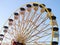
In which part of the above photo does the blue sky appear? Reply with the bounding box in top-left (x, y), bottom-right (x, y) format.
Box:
top-left (0, 0), bottom-right (60, 45)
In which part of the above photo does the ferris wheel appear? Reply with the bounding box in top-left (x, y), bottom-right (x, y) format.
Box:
top-left (0, 2), bottom-right (59, 45)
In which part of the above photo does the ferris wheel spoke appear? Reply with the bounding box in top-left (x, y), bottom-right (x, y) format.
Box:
top-left (3, 33), bottom-right (13, 40)
top-left (26, 33), bottom-right (51, 43)
top-left (23, 21), bottom-right (34, 34)
top-left (4, 36), bottom-right (11, 40)
top-left (24, 17), bottom-right (48, 38)
top-left (33, 14), bottom-right (41, 24)
top-left (26, 16), bottom-right (49, 37)
top-left (33, 17), bottom-right (48, 30)
top-left (25, 24), bottom-right (49, 41)
top-left (28, 13), bottom-right (42, 27)
top-left (41, 35), bottom-right (51, 42)
top-left (36, 33), bottom-right (51, 39)
top-left (23, 8), bottom-right (40, 31)
top-left (22, 11), bottom-right (33, 32)
top-left (22, 11), bottom-right (32, 31)
top-left (26, 12), bottom-right (31, 20)
top-left (25, 21), bottom-right (36, 33)
top-left (27, 17), bottom-right (48, 34)
top-left (26, 41), bottom-right (51, 44)
top-left (13, 22), bottom-right (19, 34)
top-left (23, 12), bottom-right (39, 34)
top-left (3, 31), bottom-right (15, 39)
top-left (23, 14), bottom-right (42, 35)
top-left (23, 22), bottom-right (31, 34)
top-left (21, 14), bottom-right (25, 33)
top-left (27, 28), bottom-right (51, 39)
top-left (7, 31), bottom-right (16, 38)
top-left (26, 34), bottom-right (51, 43)
top-left (24, 14), bottom-right (48, 37)
top-left (18, 19), bottom-right (21, 32)
top-left (30, 10), bottom-right (37, 20)
top-left (34, 41), bottom-right (39, 45)
top-left (25, 27), bottom-right (51, 42)
top-left (22, 13), bottom-right (30, 32)
top-left (13, 20), bottom-right (22, 36)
